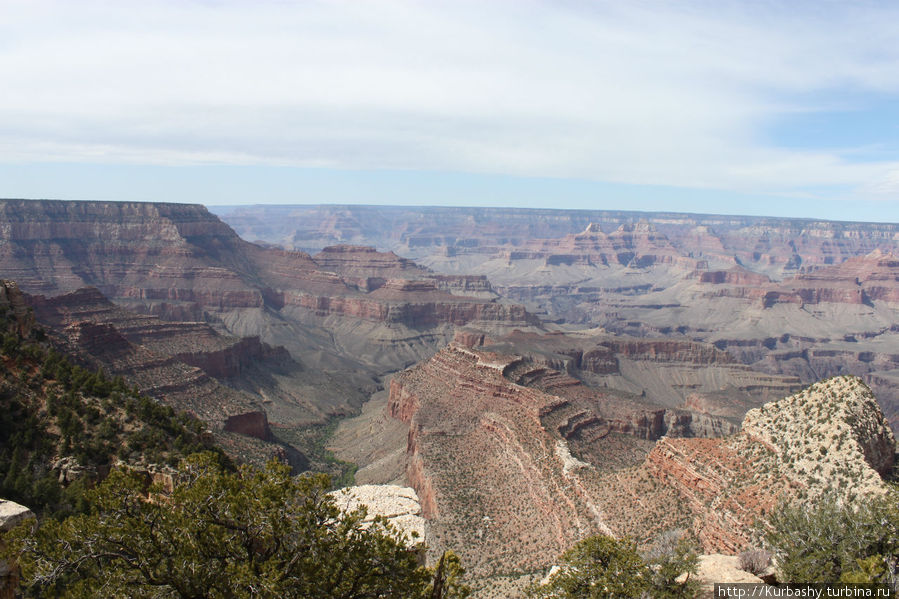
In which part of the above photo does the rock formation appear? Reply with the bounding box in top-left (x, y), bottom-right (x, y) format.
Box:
top-left (0, 500), bottom-right (34, 599)
top-left (381, 343), bottom-right (895, 591)
top-left (643, 376), bottom-right (895, 553)
top-left (216, 205), bottom-right (899, 433)
top-left (383, 337), bottom-right (761, 589)
top-left (0, 200), bottom-right (539, 379)
top-left (216, 205), bottom-right (899, 278)
top-left (330, 485), bottom-right (427, 546)
top-left (25, 286), bottom-right (270, 435)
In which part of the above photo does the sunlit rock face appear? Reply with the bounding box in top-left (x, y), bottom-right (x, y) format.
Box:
top-left (646, 375), bottom-right (895, 553)
top-left (0, 499), bottom-right (34, 599)
top-left (330, 485), bottom-right (427, 545)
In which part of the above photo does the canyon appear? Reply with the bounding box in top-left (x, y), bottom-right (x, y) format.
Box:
top-left (3, 199), bottom-right (899, 597)
top-left (372, 340), bottom-right (893, 593)
top-left (220, 205), bottom-right (899, 431)
top-left (0, 199), bottom-right (543, 467)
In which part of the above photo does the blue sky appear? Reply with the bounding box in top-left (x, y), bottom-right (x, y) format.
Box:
top-left (2, 0), bottom-right (899, 222)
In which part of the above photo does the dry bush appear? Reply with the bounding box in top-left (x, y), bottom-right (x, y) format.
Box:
top-left (738, 548), bottom-right (772, 575)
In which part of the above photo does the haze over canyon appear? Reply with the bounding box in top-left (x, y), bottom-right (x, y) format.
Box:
top-left (1, 199), bottom-right (897, 596)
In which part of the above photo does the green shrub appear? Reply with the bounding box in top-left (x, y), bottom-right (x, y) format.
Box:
top-left (765, 490), bottom-right (899, 586)
top-left (528, 532), bottom-right (698, 598)
top-left (7, 454), bottom-right (469, 599)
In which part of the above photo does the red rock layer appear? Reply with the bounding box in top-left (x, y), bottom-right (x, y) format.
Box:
top-left (386, 343), bottom-right (741, 578)
top-left (698, 250), bottom-right (899, 308)
top-left (505, 221), bottom-right (691, 269)
top-left (0, 201), bottom-right (535, 333)
top-left (388, 344), bottom-right (607, 577)
top-left (25, 287), bottom-right (274, 438)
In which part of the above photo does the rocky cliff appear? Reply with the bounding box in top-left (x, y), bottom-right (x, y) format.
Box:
top-left (387, 343), bottom-right (615, 582)
top-left (0, 281), bottom-right (33, 337)
top-left (465, 329), bottom-right (800, 419)
top-left (644, 376), bottom-right (895, 552)
top-left (216, 205), bottom-right (899, 278)
top-left (386, 335), bottom-right (895, 584)
top-left (0, 201), bottom-right (539, 378)
top-left (0, 199), bottom-right (265, 308)
top-left (215, 206), bottom-right (899, 436)
top-left (385, 340), bottom-right (748, 585)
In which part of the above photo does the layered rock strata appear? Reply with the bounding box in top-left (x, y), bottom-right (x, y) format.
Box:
top-left (217, 205), bottom-right (899, 278)
top-left (644, 376), bottom-right (895, 552)
top-left (215, 205), bottom-right (899, 434)
top-left (0, 201), bottom-right (533, 334)
top-left (386, 342), bottom-right (742, 585)
top-left (25, 287), bottom-right (271, 436)
top-left (0, 201), bottom-right (539, 391)
top-left (388, 341), bottom-right (895, 588)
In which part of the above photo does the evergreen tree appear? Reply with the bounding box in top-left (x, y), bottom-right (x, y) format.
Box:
top-left (8, 453), bottom-right (470, 599)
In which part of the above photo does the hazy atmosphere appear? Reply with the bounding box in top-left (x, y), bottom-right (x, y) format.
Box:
top-left (3, 3), bottom-right (899, 597)
top-left (3, 0), bottom-right (899, 220)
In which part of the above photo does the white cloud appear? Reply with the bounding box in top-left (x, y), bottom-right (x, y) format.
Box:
top-left (2, 0), bottom-right (899, 199)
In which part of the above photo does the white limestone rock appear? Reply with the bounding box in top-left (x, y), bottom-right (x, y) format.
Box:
top-left (331, 484), bottom-right (427, 544)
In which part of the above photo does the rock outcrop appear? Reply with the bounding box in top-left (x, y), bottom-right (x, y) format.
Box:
top-left (0, 200), bottom-right (539, 382)
top-left (24, 287), bottom-right (275, 435)
top-left (216, 205), bottom-right (899, 435)
top-left (644, 376), bottom-right (895, 553)
top-left (471, 329), bottom-right (800, 419)
top-left (387, 349), bottom-right (896, 582)
top-left (0, 281), bottom-right (33, 337)
top-left (0, 500), bottom-right (34, 599)
top-left (0, 199), bottom-right (266, 308)
top-left (386, 340), bottom-right (746, 583)
top-left (0, 201), bottom-right (534, 334)
top-left (330, 485), bottom-right (427, 546)
top-left (388, 343), bottom-right (613, 580)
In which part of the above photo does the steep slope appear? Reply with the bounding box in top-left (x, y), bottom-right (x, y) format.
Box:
top-left (383, 339), bottom-right (746, 591)
top-left (0, 200), bottom-right (537, 376)
top-left (0, 199), bottom-right (264, 309)
top-left (24, 286), bottom-right (270, 436)
top-left (640, 376), bottom-right (895, 552)
top-left (380, 336), bottom-right (894, 594)
top-left (0, 282), bottom-right (229, 518)
top-left (216, 205), bottom-right (899, 433)
top-left (25, 286), bottom-right (365, 429)
top-left (480, 329), bottom-right (801, 420)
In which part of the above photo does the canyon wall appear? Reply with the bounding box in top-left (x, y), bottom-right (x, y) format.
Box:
top-left (384, 340), bottom-right (757, 587)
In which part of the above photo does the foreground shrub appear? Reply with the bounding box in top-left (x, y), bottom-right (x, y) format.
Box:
top-left (6, 452), bottom-right (469, 599)
top-left (765, 490), bottom-right (898, 587)
top-left (737, 548), bottom-right (772, 575)
top-left (528, 532), bottom-right (698, 598)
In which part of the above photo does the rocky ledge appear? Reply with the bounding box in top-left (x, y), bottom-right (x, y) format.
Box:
top-left (330, 485), bottom-right (427, 546)
top-left (0, 499), bottom-right (34, 598)
top-left (645, 376), bottom-right (895, 552)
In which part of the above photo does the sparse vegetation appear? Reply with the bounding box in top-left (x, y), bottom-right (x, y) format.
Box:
top-left (738, 548), bottom-right (772, 576)
top-left (0, 311), bottom-right (227, 519)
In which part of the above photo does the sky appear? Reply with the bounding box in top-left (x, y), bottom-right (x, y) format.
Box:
top-left (2, 0), bottom-right (899, 222)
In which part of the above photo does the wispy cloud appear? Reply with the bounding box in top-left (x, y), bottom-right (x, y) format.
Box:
top-left (2, 0), bottom-right (899, 201)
